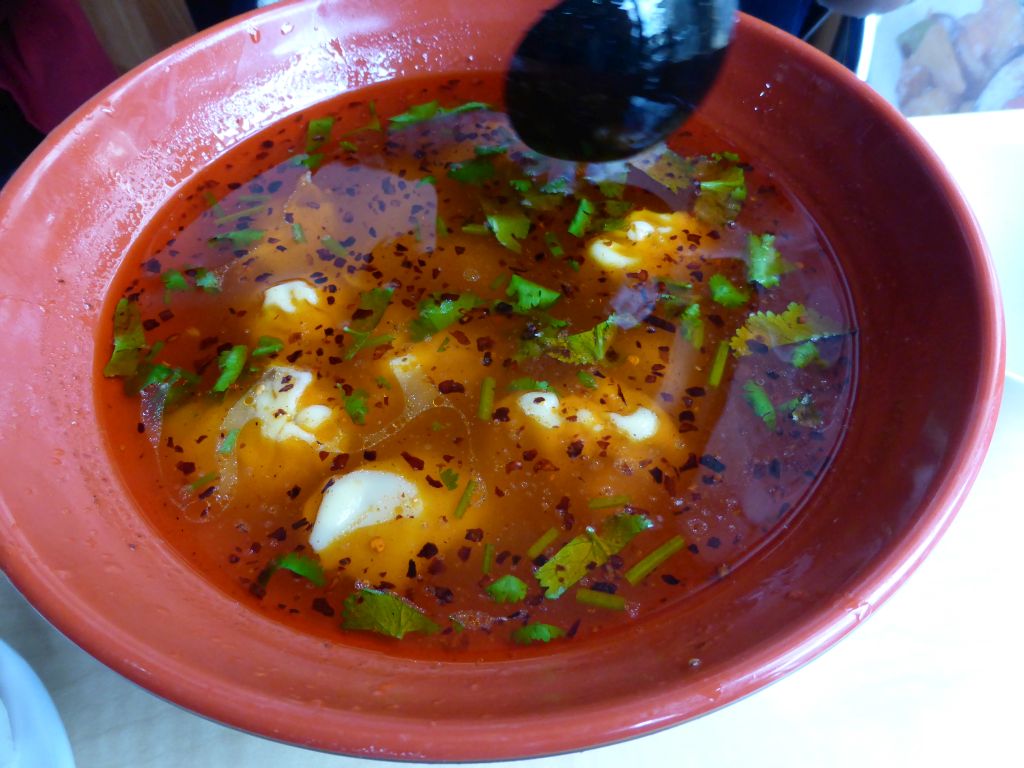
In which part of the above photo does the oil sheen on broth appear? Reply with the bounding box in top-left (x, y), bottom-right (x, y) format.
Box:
top-left (98, 73), bottom-right (855, 654)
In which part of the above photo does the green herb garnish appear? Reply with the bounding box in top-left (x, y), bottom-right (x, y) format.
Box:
top-left (409, 293), bottom-right (479, 341)
top-left (507, 378), bottom-right (554, 392)
top-left (790, 341), bottom-right (823, 368)
top-left (730, 302), bottom-right (844, 356)
top-left (477, 376), bottom-right (496, 421)
top-left (512, 623), bottom-right (565, 645)
top-left (575, 588), bottom-right (626, 611)
top-left (251, 335), bottom-right (284, 357)
top-left (103, 298), bottom-right (145, 377)
top-left (577, 370), bottom-right (598, 389)
top-left (212, 345), bottom-right (248, 392)
top-left (342, 589), bottom-right (439, 639)
top-left (260, 552), bottom-right (326, 588)
top-left (708, 274), bottom-right (749, 308)
top-left (439, 467), bottom-right (460, 491)
top-left (305, 116), bottom-right (334, 154)
top-left (447, 156), bottom-right (495, 185)
top-left (194, 268), bottom-right (220, 293)
top-left (453, 479), bottom-right (477, 519)
top-left (343, 287), bottom-right (394, 360)
top-left (188, 471), bottom-right (218, 492)
top-left (743, 380), bottom-right (777, 430)
top-left (747, 233), bottom-right (790, 288)
top-left (208, 229), bottom-right (264, 247)
top-left (708, 340), bottom-right (730, 388)
top-left (341, 388), bottom-right (370, 425)
top-left (526, 527), bottom-right (559, 560)
top-left (161, 269), bottom-right (189, 300)
top-left (535, 513), bottom-right (652, 598)
top-left (568, 198), bottom-right (595, 237)
top-left (542, 317), bottom-right (617, 366)
top-left (681, 303), bottom-right (704, 349)
top-left (217, 428), bottom-right (240, 455)
top-left (486, 574), bottom-right (528, 604)
top-left (624, 535), bottom-right (686, 585)
top-left (587, 494), bottom-right (631, 510)
top-left (506, 274), bottom-right (561, 313)
top-left (482, 542), bottom-right (495, 575)
top-left (388, 100), bottom-right (489, 130)
top-left (485, 212), bottom-right (531, 252)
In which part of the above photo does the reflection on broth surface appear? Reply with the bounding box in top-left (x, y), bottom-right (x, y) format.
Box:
top-left (98, 73), bottom-right (855, 655)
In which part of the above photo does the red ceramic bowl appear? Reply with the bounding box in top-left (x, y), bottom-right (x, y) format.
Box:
top-left (0, 0), bottom-right (1003, 760)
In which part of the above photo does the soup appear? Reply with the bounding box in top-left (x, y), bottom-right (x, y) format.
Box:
top-left (97, 72), bottom-right (855, 655)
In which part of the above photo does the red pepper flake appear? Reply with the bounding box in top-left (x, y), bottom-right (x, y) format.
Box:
top-left (457, 546), bottom-right (472, 562)
top-left (438, 380), bottom-right (465, 394)
top-left (567, 618), bottom-right (581, 638)
top-left (566, 440), bottom-right (584, 458)
top-left (699, 454), bottom-right (726, 473)
top-left (649, 466), bottom-right (664, 484)
top-left (505, 460), bottom-right (523, 474)
top-left (681, 453), bottom-right (699, 471)
top-left (492, 407), bottom-right (510, 422)
top-left (465, 528), bottom-right (484, 542)
top-left (175, 461), bottom-right (196, 475)
top-left (401, 451), bottom-right (425, 470)
top-left (591, 581), bottom-right (617, 594)
top-left (451, 329), bottom-right (470, 346)
top-left (425, 475), bottom-right (443, 488)
top-left (678, 410), bottom-right (695, 422)
top-left (330, 453), bottom-right (350, 472)
top-left (198, 486), bottom-right (216, 500)
top-left (286, 485), bottom-right (302, 499)
top-left (476, 336), bottom-right (494, 351)
top-left (430, 586), bottom-right (454, 604)
top-left (533, 458), bottom-right (559, 472)
top-left (685, 386), bottom-right (706, 397)
top-left (417, 542), bottom-right (439, 559)
top-left (522, 448), bottom-right (538, 461)
top-left (311, 597), bottom-right (335, 616)
top-left (661, 574), bottom-right (681, 585)
top-left (406, 559), bottom-right (417, 578)
top-left (496, 550), bottom-right (511, 564)
top-left (363, 450), bottom-right (377, 461)
top-left (228, 554), bottom-right (240, 564)
top-left (248, 582), bottom-right (266, 599)
top-left (291, 517), bottom-right (310, 530)
top-left (427, 559), bottom-right (446, 575)
top-left (268, 527), bottom-right (287, 542)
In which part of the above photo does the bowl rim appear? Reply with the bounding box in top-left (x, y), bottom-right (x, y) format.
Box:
top-left (0, 1), bottom-right (1005, 760)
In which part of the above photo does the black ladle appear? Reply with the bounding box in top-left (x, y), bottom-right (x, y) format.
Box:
top-left (506, 0), bottom-right (737, 162)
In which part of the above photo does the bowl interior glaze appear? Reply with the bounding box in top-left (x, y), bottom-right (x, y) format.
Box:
top-left (0, 0), bottom-right (1002, 760)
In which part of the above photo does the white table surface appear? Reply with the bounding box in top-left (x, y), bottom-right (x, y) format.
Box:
top-left (2, 109), bottom-right (1022, 768)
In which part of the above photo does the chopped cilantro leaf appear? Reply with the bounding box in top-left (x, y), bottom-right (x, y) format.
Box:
top-left (747, 233), bottom-right (791, 288)
top-left (260, 552), bottom-right (325, 587)
top-left (251, 335), bottom-right (284, 357)
top-left (743, 380), bottom-right (777, 430)
top-left (568, 198), bottom-right (595, 237)
top-left (418, 175), bottom-right (437, 186)
top-left (447, 156), bottom-right (495, 184)
top-left (700, 166), bottom-right (747, 199)
top-left (535, 513), bottom-right (652, 598)
top-left (512, 623), bottom-right (565, 645)
top-left (790, 341), bottom-right (823, 368)
top-left (507, 378), bottom-right (554, 392)
top-left (103, 298), bottom-right (145, 377)
top-left (577, 370), bottom-right (598, 389)
top-left (730, 302), bottom-right (844, 356)
top-left (439, 467), bottom-right (459, 490)
top-left (506, 274), bottom-right (560, 313)
top-left (544, 231), bottom-right (565, 258)
top-left (342, 101), bottom-right (382, 135)
top-left (305, 116), bottom-right (334, 153)
top-left (212, 345), bottom-right (247, 392)
top-left (598, 180), bottom-right (626, 199)
top-left (681, 303), bottom-right (704, 349)
top-left (709, 274), bottom-right (749, 308)
top-left (339, 140), bottom-right (358, 152)
top-left (194, 268), bottom-right (220, 293)
top-left (509, 179), bottom-right (532, 192)
top-left (486, 574), bottom-right (527, 604)
top-left (486, 212), bottom-right (531, 252)
top-left (161, 269), bottom-right (189, 299)
top-left (342, 589), bottom-right (439, 639)
top-left (544, 317), bottom-right (617, 366)
top-left (375, 375), bottom-right (391, 389)
top-left (409, 293), bottom-right (479, 341)
top-left (388, 100), bottom-right (489, 130)
top-left (218, 428), bottom-right (240, 455)
top-left (343, 287), bottom-right (394, 360)
top-left (341, 388), bottom-right (370, 425)
top-left (695, 161), bottom-right (746, 224)
top-left (209, 229), bottom-right (264, 247)
top-left (539, 177), bottom-right (570, 194)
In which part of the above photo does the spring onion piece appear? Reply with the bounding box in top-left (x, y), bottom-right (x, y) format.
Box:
top-left (625, 536), bottom-right (686, 585)
top-left (587, 494), bottom-right (630, 510)
top-left (526, 527), bottom-right (559, 560)
top-left (482, 542), bottom-right (495, 576)
top-left (453, 479), bottom-right (477, 519)
top-left (251, 335), bottom-right (284, 357)
top-left (742, 380), bottom-right (777, 430)
top-left (217, 428), bottom-right (240, 455)
top-left (478, 376), bottom-right (496, 420)
top-left (575, 588), bottom-right (626, 611)
top-left (708, 341), bottom-right (729, 388)
top-left (212, 345), bottom-right (248, 392)
top-left (568, 198), bottom-right (595, 237)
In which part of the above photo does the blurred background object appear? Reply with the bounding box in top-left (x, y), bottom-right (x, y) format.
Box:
top-left (860, 0), bottom-right (1024, 115)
